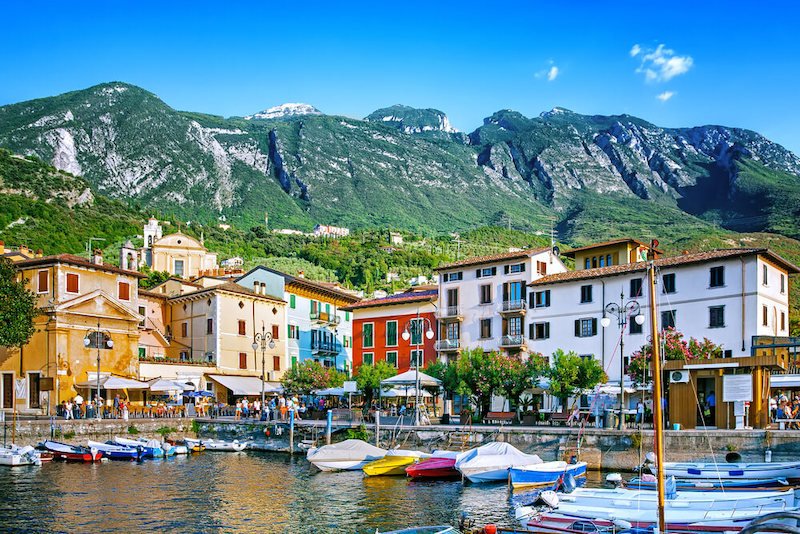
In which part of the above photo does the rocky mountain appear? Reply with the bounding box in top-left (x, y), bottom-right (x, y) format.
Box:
top-left (244, 103), bottom-right (322, 120)
top-left (0, 82), bottom-right (799, 246)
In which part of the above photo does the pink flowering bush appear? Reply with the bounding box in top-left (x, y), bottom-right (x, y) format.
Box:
top-left (627, 328), bottom-right (723, 384)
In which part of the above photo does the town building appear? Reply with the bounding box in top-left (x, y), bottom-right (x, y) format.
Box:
top-left (133, 218), bottom-right (219, 278)
top-left (528, 245), bottom-right (799, 429)
top-left (313, 224), bottom-right (350, 238)
top-left (433, 248), bottom-right (567, 361)
top-left (344, 286), bottom-right (438, 372)
top-left (236, 267), bottom-right (359, 373)
top-left (564, 238), bottom-right (660, 270)
top-left (1, 251), bottom-right (145, 415)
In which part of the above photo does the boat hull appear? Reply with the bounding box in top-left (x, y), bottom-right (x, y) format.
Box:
top-left (43, 441), bottom-right (102, 463)
top-left (628, 476), bottom-right (789, 491)
top-left (510, 462), bottom-right (587, 489)
top-left (459, 466), bottom-right (511, 483)
top-left (406, 458), bottom-right (459, 479)
top-left (363, 455), bottom-right (418, 476)
top-left (663, 461), bottom-right (800, 480)
top-left (313, 459), bottom-right (374, 472)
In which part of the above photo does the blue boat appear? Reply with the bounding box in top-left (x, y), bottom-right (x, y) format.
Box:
top-left (88, 440), bottom-right (142, 461)
top-left (627, 476), bottom-right (789, 491)
top-left (112, 437), bottom-right (164, 458)
top-left (509, 461), bottom-right (587, 489)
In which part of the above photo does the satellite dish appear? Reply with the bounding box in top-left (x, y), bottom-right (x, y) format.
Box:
top-left (552, 246), bottom-right (560, 257)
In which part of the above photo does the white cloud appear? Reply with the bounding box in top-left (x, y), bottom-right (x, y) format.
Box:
top-left (656, 91), bottom-right (675, 102)
top-left (535, 61), bottom-right (559, 82)
top-left (633, 44), bottom-right (693, 83)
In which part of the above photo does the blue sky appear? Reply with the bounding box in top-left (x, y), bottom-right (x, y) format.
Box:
top-left (2, 1), bottom-right (799, 153)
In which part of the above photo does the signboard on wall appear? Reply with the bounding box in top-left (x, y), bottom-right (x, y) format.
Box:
top-left (723, 375), bottom-right (753, 402)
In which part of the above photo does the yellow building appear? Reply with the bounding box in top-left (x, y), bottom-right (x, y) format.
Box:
top-left (0, 251), bottom-right (144, 415)
top-left (564, 238), bottom-right (663, 270)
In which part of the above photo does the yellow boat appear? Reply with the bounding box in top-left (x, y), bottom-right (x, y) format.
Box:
top-left (362, 449), bottom-right (430, 476)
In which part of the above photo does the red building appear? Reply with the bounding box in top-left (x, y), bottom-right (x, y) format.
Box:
top-left (344, 287), bottom-right (438, 372)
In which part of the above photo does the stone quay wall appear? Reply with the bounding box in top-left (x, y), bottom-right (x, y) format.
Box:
top-left (2, 417), bottom-right (194, 445)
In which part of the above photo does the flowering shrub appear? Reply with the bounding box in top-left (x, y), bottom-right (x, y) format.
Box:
top-left (281, 360), bottom-right (346, 395)
top-left (626, 328), bottom-right (723, 384)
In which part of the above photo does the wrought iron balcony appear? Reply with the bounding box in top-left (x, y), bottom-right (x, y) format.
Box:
top-left (500, 299), bottom-right (527, 315)
top-left (435, 338), bottom-right (460, 351)
top-left (310, 310), bottom-right (341, 326)
top-left (500, 334), bottom-right (525, 348)
top-left (311, 340), bottom-right (341, 355)
top-left (438, 306), bottom-right (462, 321)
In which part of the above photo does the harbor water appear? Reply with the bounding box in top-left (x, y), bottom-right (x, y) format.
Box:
top-left (0, 451), bottom-right (602, 533)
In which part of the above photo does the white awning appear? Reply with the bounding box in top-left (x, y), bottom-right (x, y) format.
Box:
top-left (381, 370), bottom-right (442, 388)
top-left (208, 375), bottom-right (280, 395)
top-left (381, 387), bottom-right (433, 398)
top-left (770, 374), bottom-right (800, 389)
top-left (76, 375), bottom-right (150, 390)
top-left (314, 387), bottom-right (353, 396)
top-left (148, 378), bottom-right (190, 392)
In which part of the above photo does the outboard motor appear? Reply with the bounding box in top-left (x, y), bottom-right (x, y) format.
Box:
top-left (606, 472), bottom-right (624, 488)
top-left (533, 490), bottom-right (559, 509)
top-left (560, 472), bottom-right (577, 493)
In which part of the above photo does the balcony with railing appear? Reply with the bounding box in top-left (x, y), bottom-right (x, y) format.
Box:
top-left (500, 334), bottom-right (525, 348)
top-left (312, 339), bottom-right (341, 355)
top-left (310, 310), bottom-right (342, 327)
top-left (438, 306), bottom-right (462, 321)
top-left (499, 299), bottom-right (527, 315)
top-left (435, 338), bottom-right (460, 352)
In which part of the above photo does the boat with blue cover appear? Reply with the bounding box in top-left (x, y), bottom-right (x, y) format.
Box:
top-left (87, 440), bottom-right (143, 461)
top-left (113, 437), bottom-right (164, 458)
top-left (509, 461), bottom-right (587, 489)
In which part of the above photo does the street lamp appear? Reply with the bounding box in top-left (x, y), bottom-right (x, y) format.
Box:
top-left (401, 315), bottom-right (435, 426)
top-left (83, 320), bottom-right (114, 420)
top-left (251, 322), bottom-right (276, 411)
top-left (600, 292), bottom-right (645, 430)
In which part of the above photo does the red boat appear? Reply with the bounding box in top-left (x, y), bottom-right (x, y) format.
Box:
top-left (43, 440), bottom-right (102, 463)
top-left (405, 451), bottom-right (460, 479)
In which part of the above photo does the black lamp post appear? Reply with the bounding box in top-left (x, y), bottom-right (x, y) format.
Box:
top-left (251, 322), bottom-right (275, 409)
top-left (83, 319), bottom-right (113, 420)
top-left (601, 292), bottom-right (645, 430)
top-left (400, 314), bottom-right (435, 426)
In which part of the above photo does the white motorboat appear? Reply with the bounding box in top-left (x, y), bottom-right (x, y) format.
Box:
top-left (663, 461), bottom-right (800, 480)
top-left (516, 486), bottom-right (798, 529)
top-left (454, 442), bottom-right (542, 483)
top-left (113, 437), bottom-right (165, 458)
top-left (184, 437), bottom-right (248, 452)
top-left (306, 439), bottom-right (387, 471)
top-left (87, 440), bottom-right (142, 461)
top-left (0, 445), bottom-right (41, 467)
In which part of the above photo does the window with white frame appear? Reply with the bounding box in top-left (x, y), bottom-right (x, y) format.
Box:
top-left (363, 323), bottom-right (374, 348)
top-left (709, 306), bottom-right (725, 328)
top-left (386, 351), bottom-right (398, 368)
top-left (574, 318), bottom-right (597, 337)
top-left (529, 322), bottom-right (550, 340)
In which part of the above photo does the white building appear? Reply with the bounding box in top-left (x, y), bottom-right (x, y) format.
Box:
top-left (526, 247), bottom-right (799, 409)
top-left (313, 224), bottom-right (350, 238)
top-left (434, 248), bottom-right (568, 361)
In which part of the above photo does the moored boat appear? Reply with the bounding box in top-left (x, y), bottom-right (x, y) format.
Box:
top-left (43, 440), bottom-right (102, 463)
top-left (405, 450), bottom-right (460, 479)
top-left (87, 440), bottom-right (142, 461)
top-left (0, 445), bottom-right (42, 467)
top-left (184, 437), bottom-right (248, 452)
top-left (307, 439), bottom-right (387, 472)
top-left (455, 442), bottom-right (542, 483)
top-left (363, 449), bottom-right (430, 476)
top-left (113, 437), bottom-right (164, 458)
top-left (663, 461), bottom-right (800, 480)
top-left (509, 461), bottom-right (587, 490)
top-left (628, 475), bottom-right (790, 491)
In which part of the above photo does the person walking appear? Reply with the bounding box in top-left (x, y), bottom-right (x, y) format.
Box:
top-left (74, 393), bottom-right (84, 419)
top-left (113, 394), bottom-right (121, 418)
top-left (279, 395), bottom-right (287, 422)
top-left (268, 397), bottom-right (276, 421)
top-left (636, 400), bottom-right (645, 426)
top-left (253, 399), bottom-right (261, 420)
top-left (65, 399), bottom-right (73, 420)
top-left (235, 399), bottom-right (242, 421)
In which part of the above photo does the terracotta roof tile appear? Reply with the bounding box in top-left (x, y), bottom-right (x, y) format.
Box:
top-left (530, 248), bottom-right (800, 286)
top-left (169, 281), bottom-right (286, 304)
top-left (14, 253), bottom-right (146, 278)
top-left (562, 238), bottom-right (663, 257)
top-left (434, 248), bottom-right (550, 272)
top-left (342, 289), bottom-right (438, 311)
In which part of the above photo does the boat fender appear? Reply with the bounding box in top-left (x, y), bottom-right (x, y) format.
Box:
top-left (611, 519), bottom-right (633, 530)
top-left (483, 525), bottom-right (497, 534)
top-left (534, 490), bottom-right (559, 509)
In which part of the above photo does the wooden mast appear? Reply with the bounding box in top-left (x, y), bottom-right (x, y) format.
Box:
top-left (647, 240), bottom-right (667, 533)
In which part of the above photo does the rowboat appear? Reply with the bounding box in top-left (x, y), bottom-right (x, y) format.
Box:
top-left (43, 440), bottom-right (102, 463)
top-left (509, 461), bottom-right (587, 489)
top-left (184, 438), bottom-right (248, 452)
top-left (455, 442), bottom-right (542, 483)
top-left (628, 475), bottom-right (790, 491)
top-left (307, 439), bottom-right (387, 472)
top-left (113, 437), bottom-right (164, 458)
top-left (87, 440), bottom-right (143, 461)
top-left (663, 461), bottom-right (800, 480)
top-left (363, 449), bottom-right (430, 476)
top-left (405, 450), bottom-right (460, 479)
top-left (0, 445), bottom-right (42, 467)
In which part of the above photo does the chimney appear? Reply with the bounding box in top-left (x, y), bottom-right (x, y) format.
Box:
top-left (260, 282), bottom-right (266, 295)
top-left (297, 270), bottom-right (305, 278)
top-left (682, 250), bottom-right (689, 255)
top-left (0, 240), bottom-right (4, 254)
top-left (19, 245), bottom-right (29, 256)
top-left (253, 281), bottom-right (260, 294)
top-left (36, 249), bottom-right (43, 258)
top-left (93, 249), bottom-right (103, 265)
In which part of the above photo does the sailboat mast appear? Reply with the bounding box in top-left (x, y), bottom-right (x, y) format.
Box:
top-left (647, 240), bottom-right (667, 533)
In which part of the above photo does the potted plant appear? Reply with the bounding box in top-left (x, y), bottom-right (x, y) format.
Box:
top-left (519, 394), bottom-right (537, 426)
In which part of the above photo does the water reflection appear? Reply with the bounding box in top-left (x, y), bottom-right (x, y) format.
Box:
top-left (0, 453), bottom-right (604, 533)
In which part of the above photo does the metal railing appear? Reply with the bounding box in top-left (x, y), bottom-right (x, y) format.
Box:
top-left (501, 299), bottom-right (527, 313)
top-left (310, 311), bottom-right (342, 326)
top-left (438, 306), bottom-right (461, 319)
top-left (500, 334), bottom-right (524, 347)
top-left (435, 339), bottom-right (460, 351)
